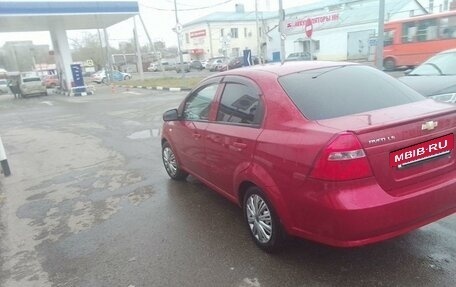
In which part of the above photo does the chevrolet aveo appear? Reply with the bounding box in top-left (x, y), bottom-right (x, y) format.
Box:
top-left (161, 62), bottom-right (456, 252)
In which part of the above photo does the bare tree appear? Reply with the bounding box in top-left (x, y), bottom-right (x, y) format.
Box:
top-left (70, 32), bottom-right (119, 70)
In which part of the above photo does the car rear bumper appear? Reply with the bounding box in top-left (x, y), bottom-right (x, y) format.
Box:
top-left (287, 171), bottom-right (456, 247)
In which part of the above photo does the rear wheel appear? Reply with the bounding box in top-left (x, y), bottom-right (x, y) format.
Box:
top-left (124, 75), bottom-right (131, 80)
top-left (243, 187), bottom-right (285, 253)
top-left (162, 142), bottom-right (188, 180)
top-left (384, 58), bottom-right (396, 71)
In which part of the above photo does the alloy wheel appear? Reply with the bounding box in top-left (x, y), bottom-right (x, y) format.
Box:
top-left (162, 146), bottom-right (177, 177)
top-left (246, 194), bottom-right (273, 243)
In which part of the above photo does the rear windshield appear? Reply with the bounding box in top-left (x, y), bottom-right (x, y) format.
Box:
top-left (23, 77), bottom-right (41, 83)
top-left (278, 65), bottom-right (425, 120)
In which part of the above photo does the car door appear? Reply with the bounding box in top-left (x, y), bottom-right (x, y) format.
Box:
top-left (171, 81), bottom-right (221, 179)
top-left (205, 77), bottom-right (264, 195)
top-left (111, 71), bottom-right (122, 81)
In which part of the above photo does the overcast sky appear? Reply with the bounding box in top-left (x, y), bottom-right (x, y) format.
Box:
top-left (0, 0), bottom-right (317, 49)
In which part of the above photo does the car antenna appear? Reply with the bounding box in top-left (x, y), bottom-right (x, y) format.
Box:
top-left (311, 65), bottom-right (346, 79)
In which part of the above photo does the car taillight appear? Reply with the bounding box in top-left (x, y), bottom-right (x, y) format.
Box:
top-left (310, 132), bottom-right (373, 181)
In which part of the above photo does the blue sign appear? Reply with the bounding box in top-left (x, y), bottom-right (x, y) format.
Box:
top-left (272, 51), bottom-right (281, 62)
top-left (243, 49), bottom-right (252, 66)
top-left (70, 63), bottom-right (85, 94)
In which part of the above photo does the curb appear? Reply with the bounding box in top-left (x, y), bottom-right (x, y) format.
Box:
top-left (117, 85), bottom-right (191, 92)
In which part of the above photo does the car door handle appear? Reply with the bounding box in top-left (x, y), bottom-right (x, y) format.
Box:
top-left (232, 142), bottom-right (247, 150)
top-left (206, 135), bottom-right (221, 143)
top-left (192, 133), bottom-right (202, 139)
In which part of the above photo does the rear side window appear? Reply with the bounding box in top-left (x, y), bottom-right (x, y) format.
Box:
top-left (278, 65), bottom-right (424, 120)
top-left (217, 83), bottom-right (262, 125)
top-left (23, 77), bottom-right (41, 83)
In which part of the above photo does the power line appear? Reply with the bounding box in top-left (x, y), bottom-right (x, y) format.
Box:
top-left (162, 0), bottom-right (202, 8)
top-left (140, 0), bottom-right (234, 11)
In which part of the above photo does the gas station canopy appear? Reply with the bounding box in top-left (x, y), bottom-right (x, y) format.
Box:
top-left (0, 1), bottom-right (139, 32)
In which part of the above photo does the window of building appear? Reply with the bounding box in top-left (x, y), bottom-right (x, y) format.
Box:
top-left (185, 33), bottom-right (189, 44)
top-left (429, 0), bottom-right (434, 13)
top-left (440, 16), bottom-right (456, 38)
top-left (259, 27), bottom-right (262, 37)
top-left (231, 47), bottom-right (240, 57)
top-left (417, 19), bottom-right (438, 41)
top-left (217, 83), bottom-right (262, 125)
top-left (244, 28), bottom-right (248, 38)
top-left (221, 28), bottom-right (224, 37)
top-left (230, 28), bottom-right (239, 38)
top-left (313, 40), bottom-right (320, 51)
top-left (444, 0), bottom-right (449, 11)
top-left (402, 21), bottom-right (417, 43)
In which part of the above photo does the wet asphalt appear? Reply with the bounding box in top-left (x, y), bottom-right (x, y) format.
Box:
top-left (0, 86), bottom-right (455, 287)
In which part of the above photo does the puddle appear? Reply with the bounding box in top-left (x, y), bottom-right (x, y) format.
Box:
top-left (128, 130), bottom-right (151, 139)
top-left (127, 129), bottom-right (161, 140)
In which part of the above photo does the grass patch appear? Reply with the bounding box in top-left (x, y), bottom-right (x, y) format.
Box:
top-left (121, 77), bottom-right (205, 89)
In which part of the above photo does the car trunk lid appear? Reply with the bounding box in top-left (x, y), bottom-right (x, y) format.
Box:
top-left (317, 100), bottom-right (456, 195)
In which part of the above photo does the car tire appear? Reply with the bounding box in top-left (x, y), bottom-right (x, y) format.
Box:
top-left (243, 187), bottom-right (286, 253)
top-left (124, 75), bottom-right (131, 80)
top-left (101, 78), bottom-right (107, 84)
top-left (162, 142), bottom-right (188, 180)
top-left (384, 58), bottom-right (396, 71)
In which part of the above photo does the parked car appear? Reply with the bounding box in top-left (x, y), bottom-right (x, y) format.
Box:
top-left (0, 79), bottom-right (8, 94)
top-left (201, 59), bottom-right (209, 69)
top-left (147, 62), bottom-right (159, 72)
top-left (43, 75), bottom-right (59, 88)
top-left (149, 61), bottom-right (176, 72)
top-left (175, 62), bottom-right (191, 73)
top-left (161, 61), bottom-right (456, 252)
top-left (190, 60), bottom-right (203, 70)
top-left (207, 57), bottom-right (229, 71)
top-left (19, 73), bottom-right (47, 97)
top-left (285, 52), bottom-right (316, 62)
top-left (218, 56), bottom-right (260, 71)
top-left (91, 70), bottom-right (131, 84)
top-left (399, 49), bottom-right (456, 103)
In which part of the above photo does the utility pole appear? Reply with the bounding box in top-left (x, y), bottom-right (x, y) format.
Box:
top-left (255, 0), bottom-right (262, 64)
top-left (138, 14), bottom-right (164, 75)
top-left (103, 28), bottom-right (113, 84)
top-left (133, 17), bottom-right (144, 81)
top-left (376, 0), bottom-right (385, 70)
top-left (278, 0), bottom-right (286, 63)
top-left (173, 0), bottom-right (185, 78)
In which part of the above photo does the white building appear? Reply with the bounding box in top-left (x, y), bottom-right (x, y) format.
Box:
top-left (419, 0), bottom-right (452, 13)
top-left (180, 4), bottom-right (271, 60)
top-left (181, 0), bottom-right (428, 62)
top-left (271, 0), bottom-right (428, 61)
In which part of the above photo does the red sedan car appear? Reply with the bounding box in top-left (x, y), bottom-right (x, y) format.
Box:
top-left (161, 61), bottom-right (456, 252)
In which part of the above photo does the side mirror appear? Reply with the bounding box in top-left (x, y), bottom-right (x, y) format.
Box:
top-left (404, 69), bottom-right (412, 75)
top-left (163, 109), bottom-right (179, 121)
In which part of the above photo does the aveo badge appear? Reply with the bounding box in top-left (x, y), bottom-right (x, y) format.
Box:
top-left (390, 134), bottom-right (454, 168)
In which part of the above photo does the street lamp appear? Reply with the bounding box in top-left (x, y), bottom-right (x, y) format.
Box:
top-left (376, 0), bottom-right (385, 70)
top-left (173, 0), bottom-right (185, 78)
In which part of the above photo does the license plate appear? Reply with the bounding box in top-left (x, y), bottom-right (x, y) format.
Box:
top-left (390, 134), bottom-right (454, 168)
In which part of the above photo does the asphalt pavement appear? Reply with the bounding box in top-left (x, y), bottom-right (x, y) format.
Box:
top-left (0, 86), bottom-right (454, 287)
